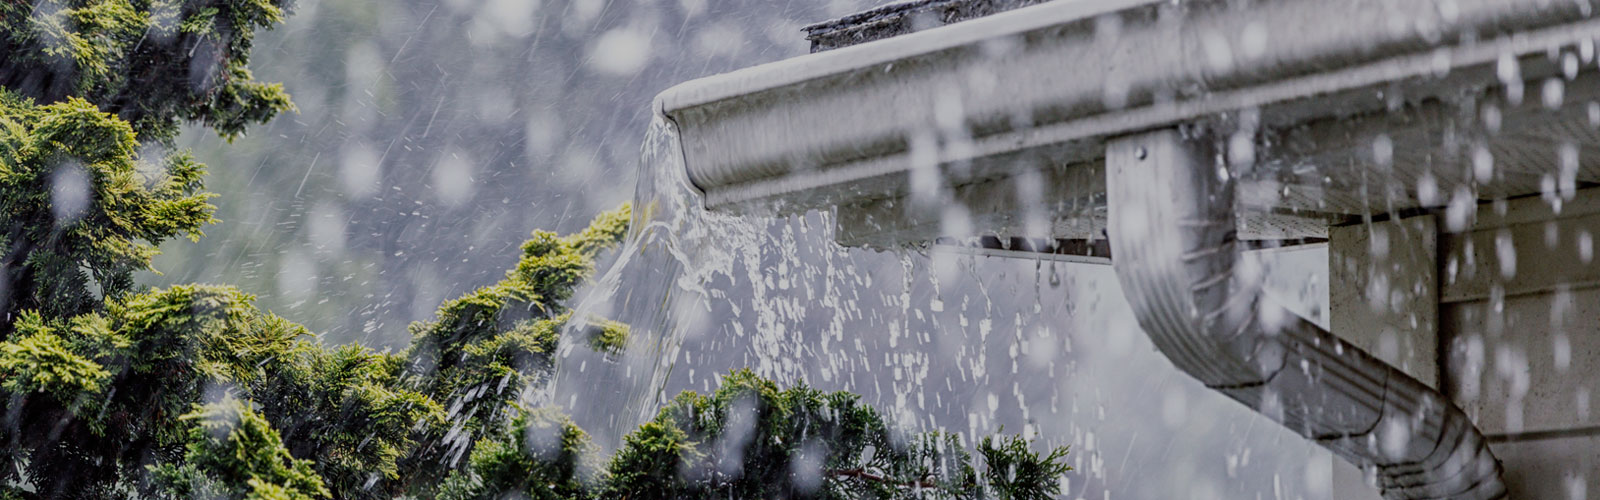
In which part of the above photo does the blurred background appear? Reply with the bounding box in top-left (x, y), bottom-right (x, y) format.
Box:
top-left (146, 0), bottom-right (850, 347)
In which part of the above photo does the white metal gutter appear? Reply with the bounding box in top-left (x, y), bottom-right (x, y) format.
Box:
top-left (656, 0), bottom-right (1600, 214)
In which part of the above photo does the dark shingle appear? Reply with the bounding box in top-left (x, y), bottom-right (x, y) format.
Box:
top-left (803, 0), bottom-right (1054, 53)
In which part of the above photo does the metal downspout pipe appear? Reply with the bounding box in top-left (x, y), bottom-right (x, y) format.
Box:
top-left (1105, 129), bottom-right (1506, 499)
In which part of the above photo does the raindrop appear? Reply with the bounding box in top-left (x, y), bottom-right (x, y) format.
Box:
top-left (790, 441), bottom-right (825, 493)
top-left (1472, 144), bottom-right (1494, 183)
top-left (1372, 134), bottom-right (1393, 169)
top-left (307, 202), bottom-right (347, 255)
top-left (1379, 417), bottom-right (1411, 460)
top-left (1497, 51), bottom-right (1524, 104)
top-left (276, 248), bottom-right (318, 305)
top-left (432, 150), bottom-right (476, 207)
top-left (588, 28), bottom-right (653, 76)
top-left (1416, 172), bottom-right (1440, 206)
top-left (1554, 333), bottom-right (1572, 372)
top-left (1240, 22), bottom-right (1268, 60)
top-left (1560, 142), bottom-right (1580, 200)
top-left (908, 129), bottom-right (941, 206)
top-left (1575, 230), bottom-right (1596, 264)
top-left (1201, 30), bottom-right (1234, 72)
top-left (339, 143), bottom-right (382, 198)
top-left (50, 163), bottom-right (91, 223)
top-left (1445, 187), bottom-right (1476, 232)
top-left (1228, 131), bottom-right (1255, 169)
top-left (1495, 229), bottom-right (1517, 278)
top-left (1544, 78), bottom-right (1566, 109)
top-left (1565, 476), bottom-right (1587, 500)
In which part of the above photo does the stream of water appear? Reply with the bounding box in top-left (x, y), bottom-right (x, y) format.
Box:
top-left (547, 115), bottom-right (820, 446)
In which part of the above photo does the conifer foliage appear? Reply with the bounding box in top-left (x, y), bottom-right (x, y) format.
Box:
top-left (0, 0), bottom-right (295, 141)
top-left (0, 1), bottom-right (1072, 499)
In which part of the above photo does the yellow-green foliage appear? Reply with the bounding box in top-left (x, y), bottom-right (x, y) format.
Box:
top-left (0, 0), bottom-right (295, 141)
top-left (403, 205), bottom-right (630, 440)
top-left (0, 208), bottom-right (636, 500)
top-left (603, 369), bottom-right (959, 499)
top-left (436, 408), bottom-right (599, 500)
top-left (0, 311), bottom-right (112, 402)
top-left (248, 341), bottom-right (442, 492)
top-left (0, 89), bottom-right (215, 321)
top-left (147, 398), bottom-right (331, 500)
top-left (411, 204), bottom-right (628, 350)
top-left (587, 317), bottom-right (630, 355)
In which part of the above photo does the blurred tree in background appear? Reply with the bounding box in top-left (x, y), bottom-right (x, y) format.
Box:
top-left (0, 1), bottom-right (1070, 499)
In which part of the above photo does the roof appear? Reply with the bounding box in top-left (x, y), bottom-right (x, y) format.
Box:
top-left (802, 0), bottom-right (1052, 52)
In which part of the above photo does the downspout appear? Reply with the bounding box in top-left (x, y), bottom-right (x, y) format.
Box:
top-left (1105, 128), bottom-right (1504, 499)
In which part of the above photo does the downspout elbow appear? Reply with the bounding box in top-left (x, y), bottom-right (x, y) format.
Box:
top-left (1105, 128), bottom-right (1506, 500)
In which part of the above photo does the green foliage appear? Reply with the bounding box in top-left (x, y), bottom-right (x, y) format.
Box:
top-left (586, 316), bottom-right (630, 354)
top-left (0, 203), bottom-right (1073, 500)
top-left (0, 208), bottom-right (640, 499)
top-left (0, 0), bottom-right (296, 141)
top-left (0, 484), bottom-right (32, 500)
top-left (0, 89), bottom-right (215, 324)
top-left (601, 369), bottom-right (982, 499)
top-left (436, 408), bottom-right (598, 500)
top-left (245, 341), bottom-right (441, 496)
top-left (401, 204), bottom-right (631, 451)
top-left (0, 311), bottom-right (112, 403)
top-left (976, 435), bottom-right (1071, 500)
top-left (454, 369), bottom-right (1073, 500)
top-left (146, 398), bottom-right (330, 500)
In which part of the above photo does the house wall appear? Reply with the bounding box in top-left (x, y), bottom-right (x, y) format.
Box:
top-left (1438, 191), bottom-right (1600, 499)
top-left (1328, 215), bottom-right (1437, 500)
top-left (1328, 192), bottom-right (1600, 499)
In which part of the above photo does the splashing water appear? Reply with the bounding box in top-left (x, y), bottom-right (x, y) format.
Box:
top-left (540, 113), bottom-right (1343, 499)
top-left (547, 115), bottom-right (832, 448)
top-left (545, 115), bottom-right (705, 447)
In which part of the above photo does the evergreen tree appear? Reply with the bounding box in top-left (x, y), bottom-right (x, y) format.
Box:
top-left (0, 1), bottom-right (1073, 499)
top-left (0, 0), bottom-right (295, 142)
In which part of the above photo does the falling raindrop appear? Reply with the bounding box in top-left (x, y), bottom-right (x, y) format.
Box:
top-left (1544, 78), bottom-right (1566, 109)
top-left (50, 163), bottom-right (91, 223)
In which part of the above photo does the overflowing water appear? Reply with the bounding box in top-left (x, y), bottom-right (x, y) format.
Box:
top-left (541, 113), bottom-right (1345, 499)
top-left (547, 116), bottom-right (717, 440)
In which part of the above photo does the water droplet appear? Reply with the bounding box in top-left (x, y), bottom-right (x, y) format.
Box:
top-left (50, 163), bottom-right (91, 223)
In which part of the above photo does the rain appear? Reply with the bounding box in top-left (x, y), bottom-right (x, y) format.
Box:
top-left (2, 0), bottom-right (1598, 499)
